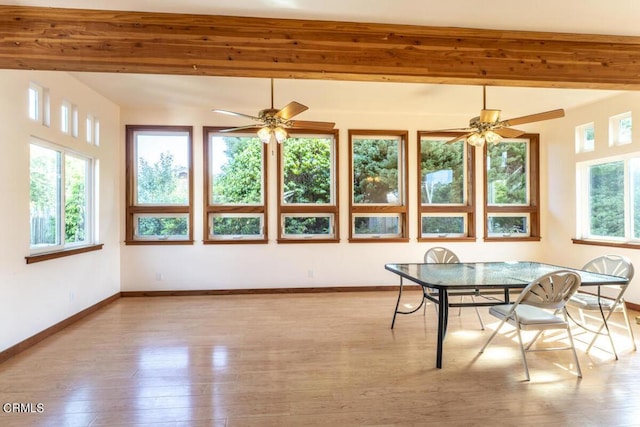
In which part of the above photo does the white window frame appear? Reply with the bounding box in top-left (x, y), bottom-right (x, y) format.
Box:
top-left (208, 213), bottom-right (265, 241)
top-left (29, 138), bottom-right (95, 254)
top-left (352, 213), bottom-right (403, 239)
top-left (132, 213), bottom-right (190, 241)
top-left (487, 213), bottom-right (531, 238)
top-left (609, 111), bottom-right (632, 147)
top-left (86, 114), bottom-right (94, 144)
top-left (60, 100), bottom-right (71, 135)
top-left (281, 213), bottom-right (335, 240)
top-left (576, 154), bottom-right (634, 243)
top-left (575, 122), bottom-right (595, 153)
top-left (421, 213), bottom-right (467, 238)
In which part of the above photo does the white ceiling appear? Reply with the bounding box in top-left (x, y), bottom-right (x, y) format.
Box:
top-left (5, 0), bottom-right (637, 120)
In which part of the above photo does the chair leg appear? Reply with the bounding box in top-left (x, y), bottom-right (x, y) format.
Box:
top-left (564, 311), bottom-right (582, 378)
top-left (586, 310), bottom-right (619, 360)
top-left (515, 324), bottom-right (531, 381)
top-left (479, 317), bottom-right (507, 354)
top-left (470, 296), bottom-right (485, 330)
top-left (621, 305), bottom-right (637, 351)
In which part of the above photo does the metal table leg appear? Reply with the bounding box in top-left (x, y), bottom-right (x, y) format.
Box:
top-left (436, 288), bottom-right (449, 369)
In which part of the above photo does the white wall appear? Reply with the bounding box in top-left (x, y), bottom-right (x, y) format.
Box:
top-left (119, 108), bottom-right (547, 291)
top-left (540, 91), bottom-right (640, 304)
top-left (0, 70), bottom-right (121, 352)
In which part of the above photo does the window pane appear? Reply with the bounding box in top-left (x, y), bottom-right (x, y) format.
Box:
top-left (487, 141), bottom-right (528, 205)
top-left (283, 215), bottom-right (333, 237)
top-left (576, 123), bottom-right (595, 153)
top-left (353, 137), bottom-right (400, 204)
top-left (134, 215), bottom-right (189, 240)
top-left (209, 214), bottom-right (263, 239)
top-left (589, 161), bottom-right (624, 238)
top-left (353, 215), bottom-right (400, 236)
top-left (61, 102), bottom-right (70, 134)
top-left (633, 159), bottom-right (640, 239)
top-left (487, 215), bottom-right (529, 237)
top-left (421, 139), bottom-right (465, 204)
top-left (28, 86), bottom-right (39, 121)
top-left (65, 155), bottom-right (89, 244)
top-left (135, 132), bottom-right (189, 205)
top-left (210, 135), bottom-right (263, 205)
top-left (620, 116), bottom-right (632, 143)
top-left (421, 215), bottom-right (465, 236)
top-left (283, 137), bottom-right (333, 204)
top-left (30, 144), bottom-right (61, 248)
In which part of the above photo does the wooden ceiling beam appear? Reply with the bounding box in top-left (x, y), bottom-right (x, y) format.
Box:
top-left (2, 6), bottom-right (640, 89)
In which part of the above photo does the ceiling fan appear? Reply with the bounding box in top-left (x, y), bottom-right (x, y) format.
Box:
top-left (427, 86), bottom-right (565, 146)
top-left (212, 78), bottom-right (335, 143)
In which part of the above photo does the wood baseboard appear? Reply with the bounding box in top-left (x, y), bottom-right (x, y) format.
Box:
top-left (120, 285), bottom-right (410, 297)
top-left (627, 301), bottom-right (640, 312)
top-left (0, 292), bottom-right (120, 364)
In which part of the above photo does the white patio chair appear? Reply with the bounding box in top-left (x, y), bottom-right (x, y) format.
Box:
top-left (567, 254), bottom-right (636, 360)
top-left (479, 270), bottom-right (582, 381)
top-left (424, 247), bottom-right (485, 330)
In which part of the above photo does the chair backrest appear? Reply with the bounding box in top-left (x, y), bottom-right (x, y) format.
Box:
top-left (424, 247), bottom-right (459, 264)
top-left (516, 270), bottom-right (582, 310)
top-left (582, 254), bottom-right (634, 280)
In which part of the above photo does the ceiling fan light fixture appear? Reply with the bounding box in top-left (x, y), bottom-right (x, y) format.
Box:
top-left (484, 130), bottom-right (502, 145)
top-left (466, 133), bottom-right (484, 146)
top-left (257, 126), bottom-right (272, 144)
top-left (274, 126), bottom-right (288, 143)
top-left (257, 125), bottom-right (289, 144)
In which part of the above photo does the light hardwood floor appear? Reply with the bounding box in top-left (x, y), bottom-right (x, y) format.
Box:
top-left (1, 290), bottom-right (639, 426)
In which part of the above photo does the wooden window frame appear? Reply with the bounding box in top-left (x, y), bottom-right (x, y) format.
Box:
top-left (125, 125), bottom-right (194, 245)
top-left (203, 127), bottom-right (268, 244)
top-left (483, 133), bottom-right (540, 242)
top-left (277, 129), bottom-right (339, 243)
top-left (417, 132), bottom-right (476, 242)
top-left (348, 129), bottom-right (409, 243)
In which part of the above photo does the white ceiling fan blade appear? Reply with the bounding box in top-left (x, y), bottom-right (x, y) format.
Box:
top-left (212, 109), bottom-right (261, 121)
top-left (219, 124), bottom-right (261, 132)
top-left (446, 132), bottom-right (474, 144)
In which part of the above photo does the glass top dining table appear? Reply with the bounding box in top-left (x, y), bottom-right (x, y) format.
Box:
top-left (385, 261), bottom-right (629, 368)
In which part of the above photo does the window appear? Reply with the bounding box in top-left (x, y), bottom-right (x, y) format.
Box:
top-left (576, 122), bottom-right (595, 153)
top-left (125, 125), bottom-right (193, 244)
top-left (484, 135), bottom-right (540, 240)
top-left (575, 156), bottom-right (640, 243)
top-left (418, 132), bottom-right (475, 240)
top-left (29, 139), bottom-right (94, 253)
top-left (203, 128), bottom-right (267, 243)
top-left (94, 118), bottom-right (100, 146)
top-left (86, 115), bottom-right (94, 144)
top-left (60, 101), bottom-right (71, 134)
top-left (349, 130), bottom-right (408, 241)
top-left (610, 112), bottom-right (632, 146)
top-left (278, 130), bottom-right (339, 242)
top-left (28, 82), bottom-right (49, 126)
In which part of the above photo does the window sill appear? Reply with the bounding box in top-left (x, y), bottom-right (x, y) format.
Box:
top-left (348, 237), bottom-right (410, 243)
top-left (203, 239), bottom-right (268, 245)
top-left (26, 244), bottom-right (104, 264)
top-left (125, 240), bottom-right (194, 245)
top-left (572, 238), bottom-right (640, 249)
